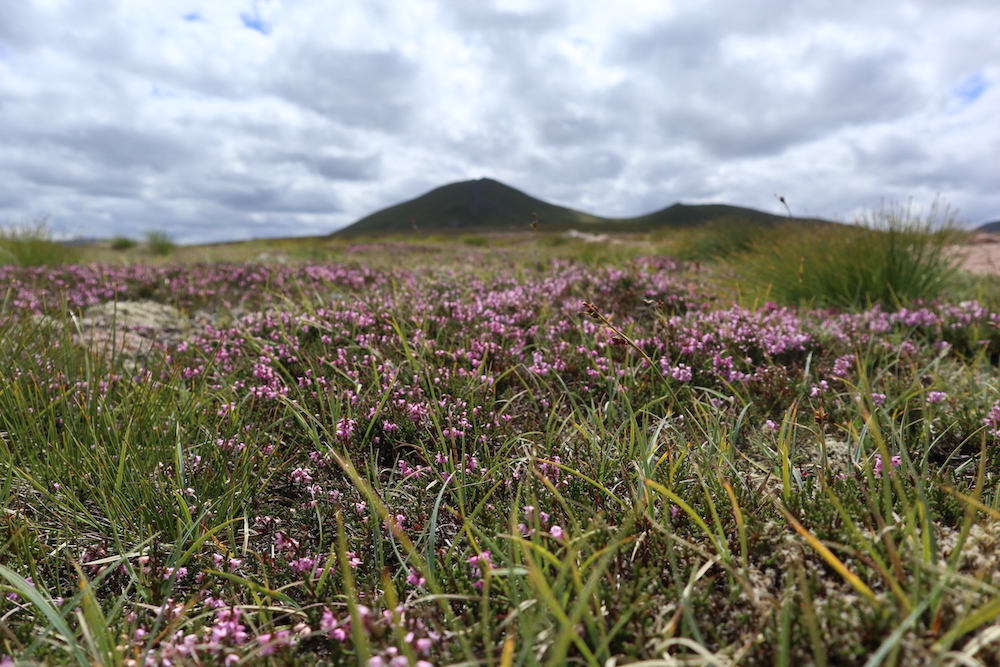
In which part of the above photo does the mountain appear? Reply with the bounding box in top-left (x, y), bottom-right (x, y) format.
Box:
top-left (977, 221), bottom-right (1000, 233)
top-left (333, 177), bottom-right (811, 236)
top-left (335, 178), bottom-right (603, 235)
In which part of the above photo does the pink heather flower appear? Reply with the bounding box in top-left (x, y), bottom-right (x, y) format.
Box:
top-left (764, 420), bottom-right (778, 431)
top-left (873, 454), bottom-right (884, 478)
top-left (670, 364), bottom-right (693, 382)
top-left (289, 557), bottom-right (319, 576)
top-left (321, 608), bottom-right (349, 642)
top-left (927, 391), bottom-right (948, 404)
top-left (274, 533), bottom-right (299, 553)
top-left (871, 393), bottom-right (887, 408)
top-left (384, 514), bottom-right (406, 533)
top-left (336, 418), bottom-right (356, 441)
top-left (407, 569), bottom-right (426, 587)
top-left (809, 380), bottom-right (829, 398)
top-left (891, 455), bottom-right (902, 468)
top-left (467, 551), bottom-right (492, 569)
top-left (831, 355), bottom-right (854, 379)
top-left (6, 575), bottom-right (32, 601)
top-left (550, 525), bottom-right (565, 541)
top-left (983, 400), bottom-right (1000, 436)
top-left (415, 637), bottom-right (433, 655)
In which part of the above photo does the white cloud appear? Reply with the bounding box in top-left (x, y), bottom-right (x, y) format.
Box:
top-left (0, 0), bottom-right (997, 243)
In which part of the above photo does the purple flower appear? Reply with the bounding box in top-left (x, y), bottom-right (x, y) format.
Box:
top-left (406, 569), bottom-right (426, 587)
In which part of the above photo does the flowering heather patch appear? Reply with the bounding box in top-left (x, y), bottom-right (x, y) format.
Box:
top-left (1, 247), bottom-right (1000, 665)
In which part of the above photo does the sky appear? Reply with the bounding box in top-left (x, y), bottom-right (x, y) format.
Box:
top-left (1, 0), bottom-right (998, 244)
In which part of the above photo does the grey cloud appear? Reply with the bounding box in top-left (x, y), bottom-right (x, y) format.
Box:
top-left (612, 7), bottom-right (924, 158)
top-left (444, 4), bottom-right (567, 36)
top-left (206, 182), bottom-right (342, 215)
top-left (277, 153), bottom-right (381, 181)
top-left (811, 51), bottom-right (920, 125)
top-left (0, 3), bottom-right (49, 51)
top-left (53, 125), bottom-right (197, 171)
top-left (268, 48), bottom-right (417, 131)
top-left (528, 149), bottom-right (627, 184)
top-left (851, 134), bottom-right (929, 170)
top-left (645, 48), bottom-right (920, 158)
top-left (538, 114), bottom-right (612, 147)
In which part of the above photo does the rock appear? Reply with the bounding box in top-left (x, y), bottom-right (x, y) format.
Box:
top-left (69, 301), bottom-right (192, 370)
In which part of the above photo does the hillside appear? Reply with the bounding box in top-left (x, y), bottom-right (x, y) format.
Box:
top-left (336, 178), bottom-right (603, 235)
top-left (977, 220), bottom-right (1000, 233)
top-left (333, 178), bottom-right (809, 235)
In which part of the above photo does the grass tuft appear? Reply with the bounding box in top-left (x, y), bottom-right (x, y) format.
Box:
top-left (737, 201), bottom-right (962, 309)
top-left (0, 220), bottom-right (81, 267)
top-left (144, 229), bottom-right (176, 256)
top-left (110, 235), bottom-right (138, 251)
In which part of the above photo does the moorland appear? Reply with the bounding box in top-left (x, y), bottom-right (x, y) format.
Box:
top-left (2, 210), bottom-right (1000, 666)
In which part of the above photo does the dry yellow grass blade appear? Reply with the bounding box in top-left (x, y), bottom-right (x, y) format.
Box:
top-left (500, 636), bottom-right (515, 667)
top-left (774, 501), bottom-right (879, 605)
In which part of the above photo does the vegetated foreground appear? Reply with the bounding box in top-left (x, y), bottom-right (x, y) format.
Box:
top-left (1, 245), bottom-right (999, 666)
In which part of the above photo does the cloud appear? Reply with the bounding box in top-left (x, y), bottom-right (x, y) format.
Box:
top-left (0, 0), bottom-right (998, 243)
top-left (266, 47), bottom-right (418, 131)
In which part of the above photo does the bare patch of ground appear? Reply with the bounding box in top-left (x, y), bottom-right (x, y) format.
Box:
top-left (950, 232), bottom-right (1000, 276)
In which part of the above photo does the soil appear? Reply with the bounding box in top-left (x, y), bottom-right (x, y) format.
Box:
top-left (949, 233), bottom-right (1000, 276)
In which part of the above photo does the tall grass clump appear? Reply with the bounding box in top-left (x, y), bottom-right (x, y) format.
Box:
top-left (110, 235), bottom-right (138, 251)
top-left (144, 229), bottom-right (176, 256)
top-left (738, 201), bottom-right (962, 309)
top-left (668, 217), bottom-right (770, 262)
top-left (0, 220), bottom-right (81, 267)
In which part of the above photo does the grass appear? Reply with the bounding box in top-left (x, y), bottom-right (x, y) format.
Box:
top-left (737, 202), bottom-right (963, 309)
top-left (144, 229), bottom-right (176, 256)
top-left (0, 228), bottom-right (998, 665)
top-left (656, 217), bottom-right (770, 262)
top-left (110, 236), bottom-right (138, 251)
top-left (0, 221), bottom-right (81, 267)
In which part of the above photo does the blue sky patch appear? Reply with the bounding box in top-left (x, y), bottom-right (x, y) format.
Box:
top-left (240, 1), bottom-right (271, 35)
top-left (954, 73), bottom-right (987, 104)
top-left (182, 12), bottom-right (201, 22)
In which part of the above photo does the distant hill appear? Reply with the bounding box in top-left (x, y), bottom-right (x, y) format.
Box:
top-left (333, 178), bottom-right (817, 236)
top-left (977, 221), bottom-right (1000, 233)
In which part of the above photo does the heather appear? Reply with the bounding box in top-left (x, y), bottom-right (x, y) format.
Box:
top-left (1, 244), bottom-right (1000, 666)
